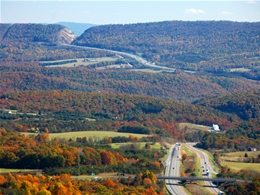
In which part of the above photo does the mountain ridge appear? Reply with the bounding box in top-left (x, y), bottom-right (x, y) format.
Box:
top-left (0, 23), bottom-right (77, 45)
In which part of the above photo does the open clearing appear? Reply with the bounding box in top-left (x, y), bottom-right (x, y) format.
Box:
top-left (220, 151), bottom-right (260, 162)
top-left (221, 151), bottom-right (260, 158)
top-left (179, 123), bottom-right (210, 132)
top-left (220, 161), bottom-right (260, 173)
top-left (0, 168), bottom-right (36, 174)
top-left (110, 142), bottom-right (162, 149)
top-left (39, 57), bottom-right (119, 67)
top-left (230, 68), bottom-right (251, 72)
top-left (23, 131), bottom-right (150, 140)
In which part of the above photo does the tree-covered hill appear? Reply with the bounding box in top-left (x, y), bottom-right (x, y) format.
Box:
top-left (72, 21), bottom-right (260, 75)
top-left (1, 64), bottom-right (259, 102)
top-left (0, 23), bottom-right (77, 45)
top-left (0, 23), bottom-right (12, 40)
top-left (194, 90), bottom-right (260, 120)
top-left (0, 90), bottom-right (240, 134)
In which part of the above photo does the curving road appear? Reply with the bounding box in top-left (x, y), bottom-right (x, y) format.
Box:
top-left (61, 44), bottom-right (176, 71)
top-left (164, 144), bottom-right (187, 195)
top-left (186, 143), bottom-right (220, 195)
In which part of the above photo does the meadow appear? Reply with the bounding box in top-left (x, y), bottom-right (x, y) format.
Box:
top-left (220, 151), bottom-right (260, 162)
top-left (23, 131), bottom-right (150, 141)
top-left (220, 161), bottom-right (260, 173)
top-left (40, 57), bottom-right (119, 67)
top-left (0, 168), bottom-right (36, 174)
top-left (179, 123), bottom-right (210, 132)
top-left (110, 142), bottom-right (162, 149)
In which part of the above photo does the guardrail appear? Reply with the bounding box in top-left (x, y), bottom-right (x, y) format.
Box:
top-left (157, 176), bottom-right (238, 183)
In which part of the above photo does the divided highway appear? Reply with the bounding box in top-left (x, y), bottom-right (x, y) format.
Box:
top-left (164, 144), bottom-right (187, 195)
top-left (164, 143), bottom-right (220, 195)
top-left (62, 44), bottom-right (176, 71)
top-left (187, 144), bottom-right (220, 195)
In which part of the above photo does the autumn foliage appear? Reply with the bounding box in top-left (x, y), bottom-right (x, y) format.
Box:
top-left (0, 171), bottom-right (166, 195)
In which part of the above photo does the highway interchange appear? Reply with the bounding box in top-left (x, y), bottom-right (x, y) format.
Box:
top-left (164, 143), bottom-right (221, 195)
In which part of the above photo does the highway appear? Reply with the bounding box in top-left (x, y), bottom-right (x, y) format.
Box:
top-left (163, 143), bottom-right (221, 195)
top-left (186, 143), bottom-right (220, 195)
top-left (164, 144), bottom-right (187, 195)
top-left (61, 44), bottom-right (176, 71)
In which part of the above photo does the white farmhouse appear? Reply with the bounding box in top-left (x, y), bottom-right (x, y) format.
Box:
top-left (212, 124), bottom-right (220, 131)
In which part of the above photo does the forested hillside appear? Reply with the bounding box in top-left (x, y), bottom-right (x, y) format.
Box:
top-left (0, 23), bottom-right (77, 45)
top-left (1, 64), bottom-right (259, 102)
top-left (0, 90), bottom-right (240, 135)
top-left (194, 90), bottom-right (260, 120)
top-left (72, 21), bottom-right (260, 77)
top-left (0, 23), bottom-right (12, 40)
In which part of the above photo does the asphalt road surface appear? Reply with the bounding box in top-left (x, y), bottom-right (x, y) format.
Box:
top-left (187, 143), bottom-right (220, 195)
top-left (164, 144), bottom-right (188, 195)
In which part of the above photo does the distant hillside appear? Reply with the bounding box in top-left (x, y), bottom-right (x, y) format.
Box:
top-left (194, 90), bottom-right (260, 120)
top-left (72, 21), bottom-right (260, 76)
top-left (0, 23), bottom-right (12, 41)
top-left (57, 22), bottom-right (96, 36)
top-left (0, 90), bottom-right (240, 132)
top-left (0, 23), bottom-right (77, 45)
top-left (1, 64), bottom-right (259, 102)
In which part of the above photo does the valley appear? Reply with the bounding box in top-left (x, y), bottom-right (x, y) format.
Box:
top-left (0, 20), bottom-right (259, 194)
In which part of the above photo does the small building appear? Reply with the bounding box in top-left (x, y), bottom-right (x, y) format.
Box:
top-left (212, 124), bottom-right (220, 131)
top-left (248, 148), bottom-right (257, 152)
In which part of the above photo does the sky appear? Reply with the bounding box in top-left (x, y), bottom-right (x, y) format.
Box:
top-left (1, 0), bottom-right (260, 25)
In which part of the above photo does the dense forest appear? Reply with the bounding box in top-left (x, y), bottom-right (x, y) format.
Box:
top-left (0, 172), bottom-right (165, 195)
top-left (1, 90), bottom-right (260, 151)
top-left (0, 131), bottom-right (166, 194)
top-left (73, 21), bottom-right (260, 77)
top-left (1, 63), bottom-right (259, 102)
top-left (0, 90), bottom-right (240, 135)
top-left (0, 23), bottom-right (76, 45)
top-left (194, 90), bottom-right (260, 120)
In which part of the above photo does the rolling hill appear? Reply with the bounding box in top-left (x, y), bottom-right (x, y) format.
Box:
top-left (72, 20), bottom-right (260, 77)
top-left (0, 64), bottom-right (259, 102)
top-left (194, 90), bottom-right (260, 120)
top-left (0, 23), bottom-right (77, 46)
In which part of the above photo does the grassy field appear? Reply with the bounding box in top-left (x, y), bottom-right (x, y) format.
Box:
top-left (221, 161), bottom-right (260, 173)
top-left (23, 131), bottom-right (150, 141)
top-left (0, 168), bottom-right (36, 174)
top-left (179, 123), bottom-right (210, 132)
top-left (40, 57), bottom-right (119, 67)
top-left (220, 151), bottom-right (260, 162)
top-left (110, 142), bottom-right (162, 149)
top-left (221, 151), bottom-right (260, 158)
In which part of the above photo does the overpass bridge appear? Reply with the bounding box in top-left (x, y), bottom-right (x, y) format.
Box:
top-left (157, 176), bottom-right (248, 183)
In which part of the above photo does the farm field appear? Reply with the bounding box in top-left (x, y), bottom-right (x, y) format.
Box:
top-left (220, 161), bottom-right (260, 173)
top-left (110, 142), bottom-right (162, 149)
top-left (39, 57), bottom-right (119, 67)
top-left (23, 131), bottom-right (150, 140)
top-left (0, 168), bottom-right (36, 174)
top-left (220, 151), bottom-right (260, 162)
top-left (179, 122), bottom-right (210, 132)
